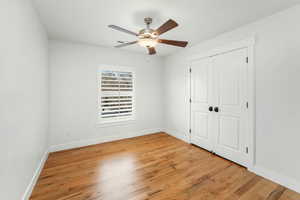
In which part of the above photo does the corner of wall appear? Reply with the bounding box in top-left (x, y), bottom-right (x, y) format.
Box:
top-left (22, 150), bottom-right (49, 200)
top-left (163, 128), bottom-right (190, 143)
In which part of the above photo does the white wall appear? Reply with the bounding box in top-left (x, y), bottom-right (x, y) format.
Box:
top-left (164, 4), bottom-right (300, 190)
top-left (0, 0), bottom-right (49, 199)
top-left (49, 41), bottom-right (164, 150)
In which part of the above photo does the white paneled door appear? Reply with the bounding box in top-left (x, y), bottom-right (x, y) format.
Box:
top-left (191, 48), bottom-right (249, 167)
top-left (190, 57), bottom-right (214, 151)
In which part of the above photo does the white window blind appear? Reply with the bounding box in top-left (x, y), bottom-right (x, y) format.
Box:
top-left (98, 69), bottom-right (134, 123)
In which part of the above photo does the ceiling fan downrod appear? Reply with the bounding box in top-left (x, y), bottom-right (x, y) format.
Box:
top-left (144, 17), bottom-right (153, 29)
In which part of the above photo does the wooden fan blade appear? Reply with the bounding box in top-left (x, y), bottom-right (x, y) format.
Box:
top-left (147, 47), bottom-right (156, 55)
top-left (115, 41), bottom-right (138, 48)
top-left (155, 19), bottom-right (178, 35)
top-left (158, 39), bottom-right (188, 47)
top-left (108, 25), bottom-right (139, 36)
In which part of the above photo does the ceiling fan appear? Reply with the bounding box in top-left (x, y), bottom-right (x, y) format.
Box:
top-left (108, 17), bottom-right (188, 55)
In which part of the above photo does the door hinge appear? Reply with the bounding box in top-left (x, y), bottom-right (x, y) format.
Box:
top-left (246, 57), bottom-right (249, 63)
top-left (189, 98), bottom-right (192, 103)
top-left (246, 102), bottom-right (249, 108)
top-left (189, 68), bottom-right (192, 73)
top-left (189, 129), bottom-right (191, 134)
top-left (246, 147), bottom-right (249, 154)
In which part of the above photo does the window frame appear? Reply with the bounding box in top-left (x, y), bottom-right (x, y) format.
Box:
top-left (97, 65), bottom-right (136, 125)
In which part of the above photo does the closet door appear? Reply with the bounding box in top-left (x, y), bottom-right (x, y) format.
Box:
top-left (212, 48), bottom-right (249, 166)
top-left (190, 57), bottom-right (214, 151)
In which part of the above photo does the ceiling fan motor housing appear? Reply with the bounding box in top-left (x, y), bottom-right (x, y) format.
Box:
top-left (139, 29), bottom-right (157, 38)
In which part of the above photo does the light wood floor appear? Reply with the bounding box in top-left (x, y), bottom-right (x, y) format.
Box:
top-left (30, 133), bottom-right (300, 200)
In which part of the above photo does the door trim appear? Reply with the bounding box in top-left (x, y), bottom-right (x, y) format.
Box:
top-left (187, 37), bottom-right (256, 168)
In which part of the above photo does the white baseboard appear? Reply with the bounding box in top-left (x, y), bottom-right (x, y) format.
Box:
top-left (49, 128), bottom-right (162, 152)
top-left (163, 128), bottom-right (190, 143)
top-left (21, 129), bottom-right (161, 199)
top-left (164, 129), bottom-right (300, 194)
top-left (22, 150), bottom-right (49, 200)
top-left (250, 166), bottom-right (300, 193)
top-left (22, 130), bottom-right (300, 199)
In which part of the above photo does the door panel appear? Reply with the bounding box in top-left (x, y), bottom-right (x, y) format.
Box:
top-left (193, 112), bottom-right (209, 139)
top-left (192, 60), bottom-right (209, 103)
top-left (218, 115), bottom-right (240, 150)
top-left (190, 57), bottom-right (213, 151)
top-left (213, 48), bottom-right (248, 166)
top-left (219, 64), bottom-right (240, 106)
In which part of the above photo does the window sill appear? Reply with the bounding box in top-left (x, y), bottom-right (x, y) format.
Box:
top-left (96, 119), bottom-right (136, 128)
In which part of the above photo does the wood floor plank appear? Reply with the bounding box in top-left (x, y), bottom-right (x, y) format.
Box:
top-left (266, 186), bottom-right (286, 200)
top-left (30, 133), bottom-right (300, 200)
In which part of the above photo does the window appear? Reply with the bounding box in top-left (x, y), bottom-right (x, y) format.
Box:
top-left (98, 66), bottom-right (135, 123)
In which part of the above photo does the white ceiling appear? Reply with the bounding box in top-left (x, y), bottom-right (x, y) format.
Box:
top-left (33, 0), bottom-right (299, 56)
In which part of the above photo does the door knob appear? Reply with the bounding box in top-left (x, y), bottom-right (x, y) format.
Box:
top-left (208, 106), bottom-right (213, 112)
top-left (214, 107), bottom-right (219, 112)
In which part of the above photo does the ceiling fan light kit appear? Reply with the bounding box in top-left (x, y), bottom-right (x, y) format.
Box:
top-left (108, 17), bottom-right (188, 55)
